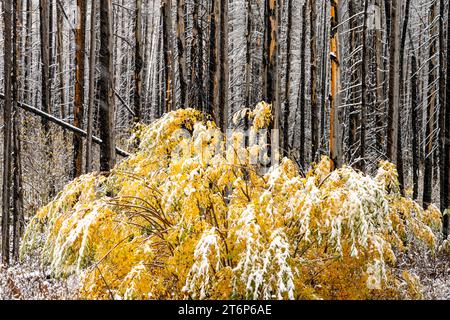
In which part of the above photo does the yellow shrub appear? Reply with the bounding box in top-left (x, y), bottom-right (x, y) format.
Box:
top-left (21, 106), bottom-right (442, 300)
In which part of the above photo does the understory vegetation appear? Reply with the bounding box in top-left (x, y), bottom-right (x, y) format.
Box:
top-left (16, 106), bottom-right (449, 300)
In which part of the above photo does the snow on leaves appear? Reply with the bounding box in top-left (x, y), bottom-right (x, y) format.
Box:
top-left (21, 105), bottom-right (444, 300)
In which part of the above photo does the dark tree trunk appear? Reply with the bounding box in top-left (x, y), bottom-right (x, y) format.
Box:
top-left (218, 0), bottom-right (228, 132)
top-left (347, 0), bottom-right (359, 163)
top-left (162, 0), bottom-right (174, 112)
top-left (176, 0), bottom-right (187, 109)
top-left (283, 0), bottom-right (293, 156)
top-left (410, 53), bottom-right (419, 200)
top-left (98, 0), bottom-right (116, 172)
top-left (23, 0), bottom-right (33, 105)
top-left (12, 0), bottom-right (24, 261)
top-left (56, 2), bottom-right (66, 120)
top-left (245, 0), bottom-right (252, 109)
top-left (330, 0), bottom-right (343, 169)
top-left (134, 0), bottom-right (143, 122)
top-left (359, 0), bottom-right (369, 172)
top-left (441, 0), bottom-right (449, 236)
top-left (262, 0), bottom-right (279, 165)
top-left (395, 0), bottom-right (412, 195)
top-left (423, 3), bottom-right (438, 208)
top-left (437, 1), bottom-right (445, 200)
top-left (387, 0), bottom-right (400, 163)
top-left (298, 4), bottom-right (307, 165)
top-left (39, 0), bottom-right (51, 129)
top-left (309, 0), bottom-right (319, 162)
top-left (72, 0), bottom-right (88, 178)
top-left (86, 0), bottom-right (97, 173)
top-left (2, 0), bottom-right (13, 266)
top-left (209, 0), bottom-right (220, 119)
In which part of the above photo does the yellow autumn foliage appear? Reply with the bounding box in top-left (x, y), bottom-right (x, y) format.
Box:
top-left (21, 103), bottom-right (443, 300)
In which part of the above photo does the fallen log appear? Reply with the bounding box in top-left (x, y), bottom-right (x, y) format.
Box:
top-left (0, 93), bottom-right (130, 157)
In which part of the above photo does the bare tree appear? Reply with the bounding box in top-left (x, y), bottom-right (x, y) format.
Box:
top-left (86, 0), bottom-right (97, 173)
top-left (72, 0), bottom-right (88, 178)
top-left (134, 0), bottom-right (143, 122)
top-left (98, 0), bottom-right (116, 172)
top-left (1, 0), bottom-right (13, 265)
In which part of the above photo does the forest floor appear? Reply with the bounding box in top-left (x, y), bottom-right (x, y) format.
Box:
top-left (0, 258), bottom-right (79, 300)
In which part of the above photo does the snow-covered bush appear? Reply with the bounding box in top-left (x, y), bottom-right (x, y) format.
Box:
top-left (21, 104), bottom-right (444, 299)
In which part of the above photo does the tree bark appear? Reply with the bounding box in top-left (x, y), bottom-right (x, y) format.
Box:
top-left (72, 0), bottom-right (88, 178)
top-left (162, 0), bottom-right (174, 113)
top-left (282, 0), bottom-right (293, 156)
top-left (330, 0), bottom-right (343, 168)
top-left (245, 0), bottom-right (253, 109)
top-left (23, 0), bottom-right (33, 105)
top-left (218, 0), bottom-right (228, 132)
top-left (396, 0), bottom-right (412, 195)
top-left (410, 51), bottom-right (419, 201)
top-left (12, 0), bottom-right (24, 261)
top-left (99, 0), bottom-right (116, 172)
top-left (2, 0), bottom-right (13, 266)
top-left (309, 0), bottom-right (319, 162)
top-left (39, 0), bottom-right (51, 130)
top-left (441, 0), bottom-right (449, 236)
top-left (209, 0), bottom-right (220, 120)
top-left (374, 0), bottom-right (384, 154)
top-left (347, 0), bottom-right (358, 163)
top-left (176, 0), bottom-right (187, 109)
top-left (56, 2), bottom-right (66, 120)
top-left (262, 0), bottom-right (279, 164)
top-left (386, 0), bottom-right (400, 163)
top-left (298, 4), bottom-right (307, 164)
top-left (134, 0), bottom-right (143, 122)
top-left (358, 0), bottom-right (369, 172)
top-left (86, 0), bottom-right (97, 173)
top-left (423, 3), bottom-right (438, 208)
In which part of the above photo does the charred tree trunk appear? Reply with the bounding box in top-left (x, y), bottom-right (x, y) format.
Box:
top-left (134, 0), bottom-right (143, 122)
top-left (23, 0), bottom-right (33, 105)
top-left (298, 4), bottom-right (307, 165)
top-left (12, 0), bottom-right (24, 260)
top-left (2, 0), bottom-right (13, 266)
top-left (162, 0), bottom-right (174, 112)
top-left (72, 0), bottom-right (88, 178)
top-left (396, 0), bottom-right (412, 195)
top-left (330, 0), bottom-right (342, 168)
top-left (319, 2), bottom-right (327, 151)
top-left (347, 0), bottom-right (359, 163)
top-left (374, 0), bottom-right (384, 154)
top-left (409, 39), bottom-right (419, 201)
top-left (282, 0), bottom-right (293, 156)
top-left (218, 0), bottom-right (228, 132)
top-left (439, 0), bottom-right (450, 237)
top-left (262, 0), bottom-right (279, 162)
top-left (358, 0), bottom-right (369, 172)
top-left (209, 0), bottom-right (220, 119)
top-left (386, 0), bottom-right (400, 163)
top-left (245, 0), bottom-right (253, 109)
top-left (423, 3), bottom-right (438, 208)
top-left (309, 0), bottom-right (319, 162)
top-left (176, 0), bottom-right (187, 109)
top-left (86, 0), bottom-right (97, 173)
top-left (444, 0), bottom-right (450, 236)
top-left (39, 0), bottom-right (51, 130)
top-left (98, 0), bottom-right (116, 172)
top-left (56, 2), bottom-right (66, 119)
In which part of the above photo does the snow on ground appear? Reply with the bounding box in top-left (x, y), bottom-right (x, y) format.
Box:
top-left (399, 247), bottom-right (450, 300)
top-left (0, 255), bottom-right (79, 300)
top-left (1, 251), bottom-right (448, 300)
